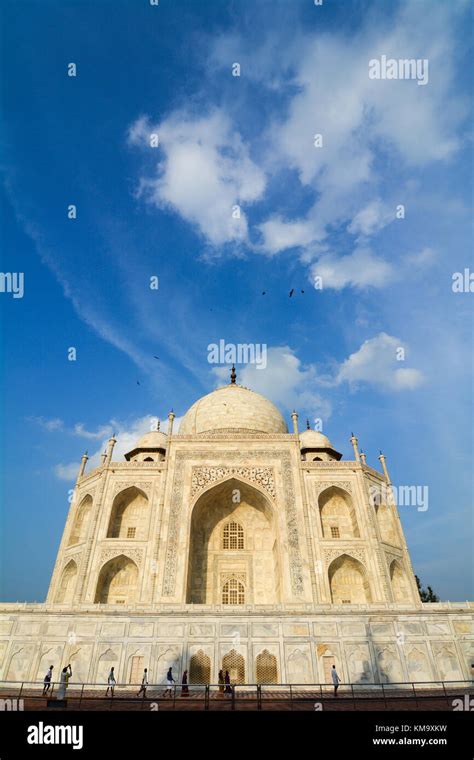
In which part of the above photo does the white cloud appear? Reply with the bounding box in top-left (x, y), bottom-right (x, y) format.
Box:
top-left (257, 216), bottom-right (322, 256)
top-left (311, 247), bottom-right (394, 290)
top-left (211, 346), bottom-right (332, 419)
top-left (272, 36), bottom-right (372, 191)
top-left (309, 243), bottom-right (435, 291)
top-left (201, 1), bottom-right (466, 280)
top-left (269, 1), bottom-right (463, 185)
top-left (336, 332), bottom-right (424, 391)
top-left (128, 110), bottom-right (266, 246)
top-left (365, 0), bottom-right (464, 166)
top-left (209, 336), bottom-right (424, 418)
top-left (124, 2), bottom-right (467, 296)
top-left (348, 199), bottom-right (394, 237)
top-left (54, 414), bottom-right (181, 481)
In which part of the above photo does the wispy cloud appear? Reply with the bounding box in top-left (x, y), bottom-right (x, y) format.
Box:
top-left (72, 423), bottom-right (115, 440)
top-left (28, 416), bottom-right (65, 432)
top-left (7, 206), bottom-right (153, 374)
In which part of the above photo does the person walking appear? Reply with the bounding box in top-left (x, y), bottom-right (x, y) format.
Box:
top-left (181, 670), bottom-right (189, 697)
top-left (224, 670), bottom-right (232, 696)
top-left (218, 669), bottom-right (225, 696)
top-left (42, 665), bottom-right (53, 696)
top-left (57, 664), bottom-right (72, 700)
top-left (164, 667), bottom-right (175, 698)
top-left (331, 664), bottom-right (341, 696)
top-left (137, 668), bottom-right (148, 698)
top-left (105, 666), bottom-right (116, 697)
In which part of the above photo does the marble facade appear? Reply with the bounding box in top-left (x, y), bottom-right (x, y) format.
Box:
top-left (1, 381), bottom-right (472, 687)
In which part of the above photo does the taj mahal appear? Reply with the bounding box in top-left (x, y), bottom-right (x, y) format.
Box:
top-left (0, 370), bottom-right (472, 688)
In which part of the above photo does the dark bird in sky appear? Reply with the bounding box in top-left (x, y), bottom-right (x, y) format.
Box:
top-left (262, 291), bottom-right (266, 295)
top-left (136, 380), bottom-right (140, 385)
top-left (289, 288), bottom-right (294, 297)
top-left (301, 289), bottom-right (305, 294)
top-left (153, 356), bottom-right (160, 360)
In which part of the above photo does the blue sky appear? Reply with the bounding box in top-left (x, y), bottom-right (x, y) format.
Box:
top-left (0, 0), bottom-right (472, 602)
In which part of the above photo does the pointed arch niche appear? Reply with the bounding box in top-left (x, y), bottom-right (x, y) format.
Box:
top-left (319, 486), bottom-right (359, 539)
top-left (107, 487), bottom-right (149, 540)
top-left (222, 649), bottom-right (245, 684)
top-left (256, 650), bottom-right (278, 684)
top-left (186, 478), bottom-right (281, 605)
top-left (375, 503), bottom-right (399, 546)
top-left (55, 559), bottom-right (78, 604)
top-left (390, 559), bottom-right (411, 602)
top-left (328, 553), bottom-right (372, 604)
top-left (94, 555), bottom-right (139, 605)
top-left (189, 650), bottom-right (211, 684)
top-left (68, 495), bottom-right (92, 545)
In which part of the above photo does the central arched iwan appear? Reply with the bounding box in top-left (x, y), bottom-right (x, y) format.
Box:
top-left (186, 478), bottom-right (281, 605)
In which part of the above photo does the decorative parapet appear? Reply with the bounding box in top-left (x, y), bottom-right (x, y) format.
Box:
top-left (76, 466), bottom-right (104, 484)
top-left (172, 431), bottom-right (298, 440)
top-left (78, 461), bottom-right (166, 484)
top-left (361, 463), bottom-right (386, 479)
top-left (108, 462), bottom-right (166, 470)
top-left (0, 600), bottom-right (472, 615)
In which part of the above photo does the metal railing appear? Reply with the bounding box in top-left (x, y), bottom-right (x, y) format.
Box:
top-left (0, 679), bottom-right (471, 711)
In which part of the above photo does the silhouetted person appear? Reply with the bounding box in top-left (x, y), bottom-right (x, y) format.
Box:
top-left (181, 670), bottom-right (189, 697)
top-left (106, 666), bottom-right (116, 697)
top-left (42, 666), bottom-right (53, 696)
top-left (331, 665), bottom-right (341, 696)
top-left (224, 670), bottom-right (232, 696)
top-left (164, 667), bottom-right (175, 697)
top-left (57, 664), bottom-right (72, 700)
top-left (137, 668), bottom-right (148, 698)
top-left (218, 669), bottom-right (225, 696)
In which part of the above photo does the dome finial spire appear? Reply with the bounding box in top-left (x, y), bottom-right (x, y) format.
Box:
top-left (306, 418), bottom-right (311, 430)
top-left (230, 364), bottom-right (236, 384)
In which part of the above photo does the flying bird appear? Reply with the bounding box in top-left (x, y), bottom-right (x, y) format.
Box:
top-left (289, 288), bottom-right (294, 297)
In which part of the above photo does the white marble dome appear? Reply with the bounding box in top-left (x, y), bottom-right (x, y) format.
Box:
top-left (135, 430), bottom-right (168, 449)
top-left (179, 384), bottom-right (288, 435)
top-left (299, 429), bottom-right (333, 449)
top-left (125, 429), bottom-right (168, 460)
